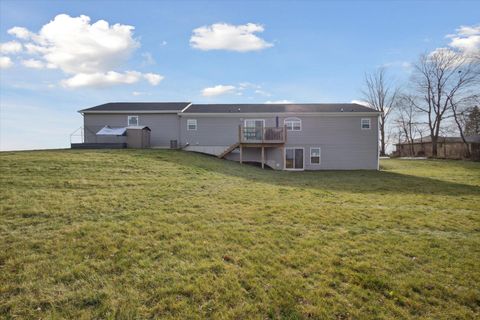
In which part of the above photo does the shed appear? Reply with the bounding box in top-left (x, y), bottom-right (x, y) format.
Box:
top-left (126, 126), bottom-right (151, 148)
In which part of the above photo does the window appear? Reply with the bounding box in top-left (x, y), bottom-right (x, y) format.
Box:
top-left (187, 119), bottom-right (197, 131)
top-left (361, 118), bottom-right (371, 130)
top-left (285, 148), bottom-right (304, 170)
top-left (310, 147), bottom-right (321, 165)
top-left (128, 115), bottom-right (139, 126)
top-left (284, 117), bottom-right (301, 131)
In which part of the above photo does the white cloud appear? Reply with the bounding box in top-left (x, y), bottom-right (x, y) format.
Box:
top-left (202, 84), bottom-right (236, 97)
top-left (0, 41), bottom-right (22, 54)
top-left (0, 56), bottom-right (13, 69)
top-left (24, 43), bottom-right (48, 55)
top-left (446, 25), bottom-right (480, 56)
top-left (61, 71), bottom-right (143, 88)
top-left (141, 52), bottom-right (155, 66)
top-left (132, 91), bottom-right (145, 96)
top-left (265, 100), bottom-right (293, 104)
top-left (238, 82), bottom-right (259, 89)
top-left (190, 23), bottom-right (273, 52)
top-left (21, 59), bottom-right (45, 69)
top-left (143, 73), bottom-right (163, 85)
top-left (31, 14), bottom-right (138, 74)
top-left (255, 89), bottom-right (271, 97)
top-left (7, 27), bottom-right (32, 39)
top-left (351, 100), bottom-right (370, 107)
top-left (6, 14), bottom-right (164, 88)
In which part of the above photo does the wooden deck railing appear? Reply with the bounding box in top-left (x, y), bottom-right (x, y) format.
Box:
top-left (239, 125), bottom-right (286, 144)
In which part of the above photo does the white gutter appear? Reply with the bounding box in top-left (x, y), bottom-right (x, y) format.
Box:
top-left (178, 112), bottom-right (382, 117)
top-left (79, 110), bottom-right (184, 114)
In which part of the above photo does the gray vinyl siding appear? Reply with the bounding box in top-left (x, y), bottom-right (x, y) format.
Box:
top-left (181, 114), bottom-right (378, 170)
top-left (83, 113), bottom-right (180, 147)
top-left (83, 112), bottom-right (378, 170)
top-left (284, 115), bottom-right (378, 170)
top-left (179, 116), bottom-right (276, 146)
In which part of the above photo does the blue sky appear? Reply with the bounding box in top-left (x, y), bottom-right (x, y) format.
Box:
top-left (0, 0), bottom-right (479, 150)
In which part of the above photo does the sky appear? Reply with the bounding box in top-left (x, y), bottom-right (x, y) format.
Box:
top-left (0, 0), bottom-right (479, 150)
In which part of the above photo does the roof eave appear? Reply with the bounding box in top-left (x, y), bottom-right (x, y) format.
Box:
top-left (80, 110), bottom-right (184, 114)
top-left (180, 111), bottom-right (382, 116)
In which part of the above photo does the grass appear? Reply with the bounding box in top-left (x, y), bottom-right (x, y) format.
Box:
top-left (0, 149), bottom-right (479, 319)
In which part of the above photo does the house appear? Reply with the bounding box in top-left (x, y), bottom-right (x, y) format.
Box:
top-left (76, 102), bottom-right (380, 170)
top-left (394, 135), bottom-right (480, 160)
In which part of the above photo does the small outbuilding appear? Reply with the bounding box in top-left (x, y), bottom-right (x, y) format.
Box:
top-left (126, 126), bottom-right (151, 148)
top-left (394, 135), bottom-right (480, 160)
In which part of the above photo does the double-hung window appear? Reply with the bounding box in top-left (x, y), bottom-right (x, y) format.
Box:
top-left (187, 119), bottom-right (197, 131)
top-left (128, 115), bottom-right (139, 126)
top-left (310, 147), bottom-right (321, 165)
top-left (361, 118), bottom-right (371, 130)
top-left (284, 117), bottom-right (301, 131)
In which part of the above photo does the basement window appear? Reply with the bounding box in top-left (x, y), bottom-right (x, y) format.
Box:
top-left (310, 147), bottom-right (321, 165)
top-left (187, 119), bottom-right (197, 131)
top-left (361, 118), bottom-right (371, 130)
top-left (128, 115), bottom-right (139, 126)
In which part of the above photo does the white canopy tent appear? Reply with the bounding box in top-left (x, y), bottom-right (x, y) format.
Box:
top-left (96, 126), bottom-right (127, 136)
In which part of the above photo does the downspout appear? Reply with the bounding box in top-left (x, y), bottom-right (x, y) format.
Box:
top-left (179, 103), bottom-right (192, 149)
top-left (178, 114), bottom-right (182, 149)
top-left (377, 114), bottom-right (380, 170)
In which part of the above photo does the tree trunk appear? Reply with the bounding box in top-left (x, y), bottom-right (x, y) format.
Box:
top-left (452, 104), bottom-right (471, 159)
top-left (380, 121), bottom-right (386, 156)
top-left (431, 135), bottom-right (438, 158)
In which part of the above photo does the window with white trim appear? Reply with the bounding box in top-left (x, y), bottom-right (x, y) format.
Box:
top-left (361, 118), bottom-right (371, 129)
top-left (310, 147), bottom-right (321, 165)
top-left (284, 117), bottom-right (301, 131)
top-left (187, 119), bottom-right (197, 131)
top-left (128, 115), bottom-right (139, 126)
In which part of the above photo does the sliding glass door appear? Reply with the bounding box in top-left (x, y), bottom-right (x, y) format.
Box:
top-left (285, 148), bottom-right (304, 170)
top-left (244, 119), bottom-right (264, 141)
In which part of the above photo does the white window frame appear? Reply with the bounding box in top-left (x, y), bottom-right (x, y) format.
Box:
top-left (310, 147), bottom-right (321, 165)
top-left (187, 119), bottom-right (197, 131)
top-left (127, 115), bottom-right (139, 126)
top-left (284, 147), bottom-right (305, 171)
top-left (284, 117), bottom-right (302, 131)
top-left (244, 119), bottom-right (265, 127)
top-left (361, 118), bottom-right (371, 130)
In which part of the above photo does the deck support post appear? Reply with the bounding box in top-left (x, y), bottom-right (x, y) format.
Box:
top-left (280, 146), bottom-right (284, 170)
top-left (240, 145), bottom-right (243, 164)
top-left (261, 146), bottom-right (265, 169)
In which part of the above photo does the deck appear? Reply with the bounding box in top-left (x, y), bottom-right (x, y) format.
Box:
top-left (237, 125), bottom-right (287, 168)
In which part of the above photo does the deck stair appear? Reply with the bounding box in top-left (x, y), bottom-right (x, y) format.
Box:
top-left (218, 143), bottom-right (240, 158)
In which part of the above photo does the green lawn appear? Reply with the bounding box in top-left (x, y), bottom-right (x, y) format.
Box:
top-left (0, 150), bottom-right (479, 319)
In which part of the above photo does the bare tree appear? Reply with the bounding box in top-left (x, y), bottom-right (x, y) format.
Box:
top-left (465, 105), bottom-right (480, 136)
top-left (450, 96), bottom-right (480, 157)
top-left (408, 49), bottom-right (480, 157)
top-left (362, 67), bottom-right (399, 156)
top-left (394, 96), bottom-right (420, 156)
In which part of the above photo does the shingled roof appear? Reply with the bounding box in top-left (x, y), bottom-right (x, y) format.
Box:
top-left (79, 102), bottom-right (378, 114)
top-left (184, 103), bottom-right (377, 113)
top-left (79, 102), bottom-right (191, 113)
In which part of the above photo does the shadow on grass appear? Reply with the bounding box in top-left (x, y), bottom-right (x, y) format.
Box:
top-left (143, 150), bottom-right (480, 196)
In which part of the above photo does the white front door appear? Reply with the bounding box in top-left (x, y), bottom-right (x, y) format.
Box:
top-left (285, 148), bottom-right (304, 170)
